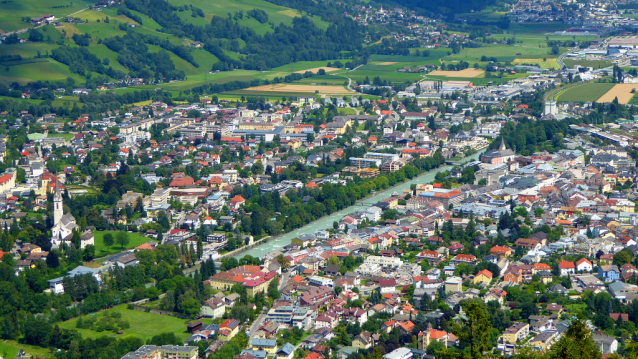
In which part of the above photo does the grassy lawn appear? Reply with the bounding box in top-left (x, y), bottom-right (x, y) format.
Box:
top-left (58, 304), bottom-right (192, 342)
top-left (0, 340), bottom-right (53, 359)
top-left (48, 133), bottom-right (75, 141)
top-left (94, 231), bottom-right (153, 256)
top-left (556, 82), bottom-right (615, 102)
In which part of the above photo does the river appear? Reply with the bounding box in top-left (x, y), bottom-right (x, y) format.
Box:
top-left (233, 148), bottom-right (488, 259)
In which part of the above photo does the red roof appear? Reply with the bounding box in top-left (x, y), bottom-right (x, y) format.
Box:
top-left (559, 261), bottom-right (575, 269)
top-left (476, 269), bottom-right (493, 278)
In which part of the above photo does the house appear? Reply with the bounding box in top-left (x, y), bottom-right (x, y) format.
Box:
top-left (559, 261), bottom-right (575, 276)
top-left (444, 276), bottom-right (462, 293)
top-left (379, 279), bottom-right (397, 294)
top-left (352, 331), bottom-right (374, 349)
top-left (416, 250), bottom-right (443, 265)
top-left (502, 323), bottom-right (529, 344)
top-left (276, 343), bottom-right (295, 359)
top-left (490, 246), bottom-right (512, 257)
top-left (219, 319), bottom-right (240, 340)
top-left (484, 288), bottom-right (507, 305)
top-left (593, 333), bottom-right (618, 354)
top-left (201, 297), bottom-right (226, 318)
top-left (576, 258), bottom-right (593, 272)
top-left (545, 303), bottom-right (563, 316)
top-left (598, 265), bottom-right (620, 282)
top-left (250, 338), bottom-right (278, 354)
top-left (473, 269), bottom-right (492, 285)
top-left (529, 331), bottom-right (559, 352)
top-left (528, 315), bottom-right (554, 332)
top-left (450, 254), bottom-right (477, 266)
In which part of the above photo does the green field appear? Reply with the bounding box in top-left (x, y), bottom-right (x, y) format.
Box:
top-left (556, 82), bottom-right (615, 102)
top-left (94, 231), bottom-right (153, 256)
top-left (58, 304), bottom-right (192, 342)
top-left (0, 340), bottom-right (52, 359)
top-left (0, 0), bottom-right (96, 34)
top-left (563, 59), bottom-right (612, 69)
top-left (0, 58), bottom-right (85, 85)
top-left (508, 22), bottom-right (571, 34)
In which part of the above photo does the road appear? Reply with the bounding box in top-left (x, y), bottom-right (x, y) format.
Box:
top-left (246, 271), bottom-right (288, 338)
top-left (557, 47), bottom-right (574, 69)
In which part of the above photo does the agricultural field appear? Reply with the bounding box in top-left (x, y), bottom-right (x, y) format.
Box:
top-left (271, 60), bottom-right (349, 72)
top-left (555, 82), bottom-right (615, 102)
top-left (58, 304), bottom-right (193, 342)
top-left (597, 84), bottom-right (638, 104)
top-left (429, 68), bottom-right (485, 78)
top-left (513, 58), bottom-right (560, 69)
top-left (93, 231), bottom-right (154, 256)
top-left (0, 58), bottom-right (84, 85)
top-left (241, 83), bottom-right (352, 95)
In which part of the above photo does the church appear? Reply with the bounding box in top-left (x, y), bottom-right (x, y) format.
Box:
top-left (480, 138), bottom-right (515, 165)
top-left (51, 181), bottom-right (80, 249)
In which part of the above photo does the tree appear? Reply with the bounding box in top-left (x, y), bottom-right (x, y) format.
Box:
top-left (276, 254), bottom-right (291, 271)
top-left (452, 300), bottom-right (492, 359)
top-left (268, 277), bottom-right (280, 300)
top-left (103, 233), bottom-right (114, 252)
top-left (46, 251), bottom-right (60, 268)
top-left (613, 250), bottom-right (633, 267)
top-left (83, 245), bottom-right (96, 261)
top-left (547, 318), bottom-right (601, 359)
top-left (116, 232), bottom-right (130, 249)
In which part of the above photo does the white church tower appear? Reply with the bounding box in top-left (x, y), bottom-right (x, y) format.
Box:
top-left (51, 180), bottom-right (78, 248)
top-left (53, 181), bottom-right (63, 226)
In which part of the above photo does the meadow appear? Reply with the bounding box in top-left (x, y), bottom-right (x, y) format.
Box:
top-left (93, 231), bottom-right (154, 256)
top-left (0, 0), bottom-right (95, 33)
top-left (58, 304), bottom-right (193, 342)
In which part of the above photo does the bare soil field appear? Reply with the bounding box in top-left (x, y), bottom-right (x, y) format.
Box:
top-left (597, 84), bottom-right (638, 104)
top-left (428, 68), bottom-right (485, 78)
top-left (376, 62), bottom-right (398, 65)
top-left (244, 84), bottom-right (352, 94)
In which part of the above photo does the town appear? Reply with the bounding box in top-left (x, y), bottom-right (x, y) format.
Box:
top-left (5, 0), bottom-right (638, 358)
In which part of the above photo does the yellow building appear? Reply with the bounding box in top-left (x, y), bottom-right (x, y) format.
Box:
top-left (250, 338), bottom-right (278, 354)
top-left (503, 323), bottom-right (529, 344)
top-left (218, 319), bottom-right (240, 341)
top-left (473, 269), bottom-right (493, 285)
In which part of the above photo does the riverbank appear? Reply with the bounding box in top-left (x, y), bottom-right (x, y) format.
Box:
top-left (231, 148), bottom-right (488, 259)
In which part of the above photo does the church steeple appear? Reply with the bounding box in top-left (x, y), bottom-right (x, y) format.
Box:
top-left (499, 137), bottom-right (506, 151)
top-left (53, 180), bottom-right (63, 225)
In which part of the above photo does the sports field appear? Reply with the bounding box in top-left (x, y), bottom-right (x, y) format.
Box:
top-left (428, 68), bottom-right (485, 78)
top-left (244, 84), bottom-right (352, 95)
top-left (597, 84), bottom-right (638, 104)
top-left (555, 83), bottom-right (614, 102)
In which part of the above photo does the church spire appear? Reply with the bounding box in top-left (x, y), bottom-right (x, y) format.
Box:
top-left (53, 180), bottom-right (63, 225)
top-left (499, 137), bottom-right (506, 151)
